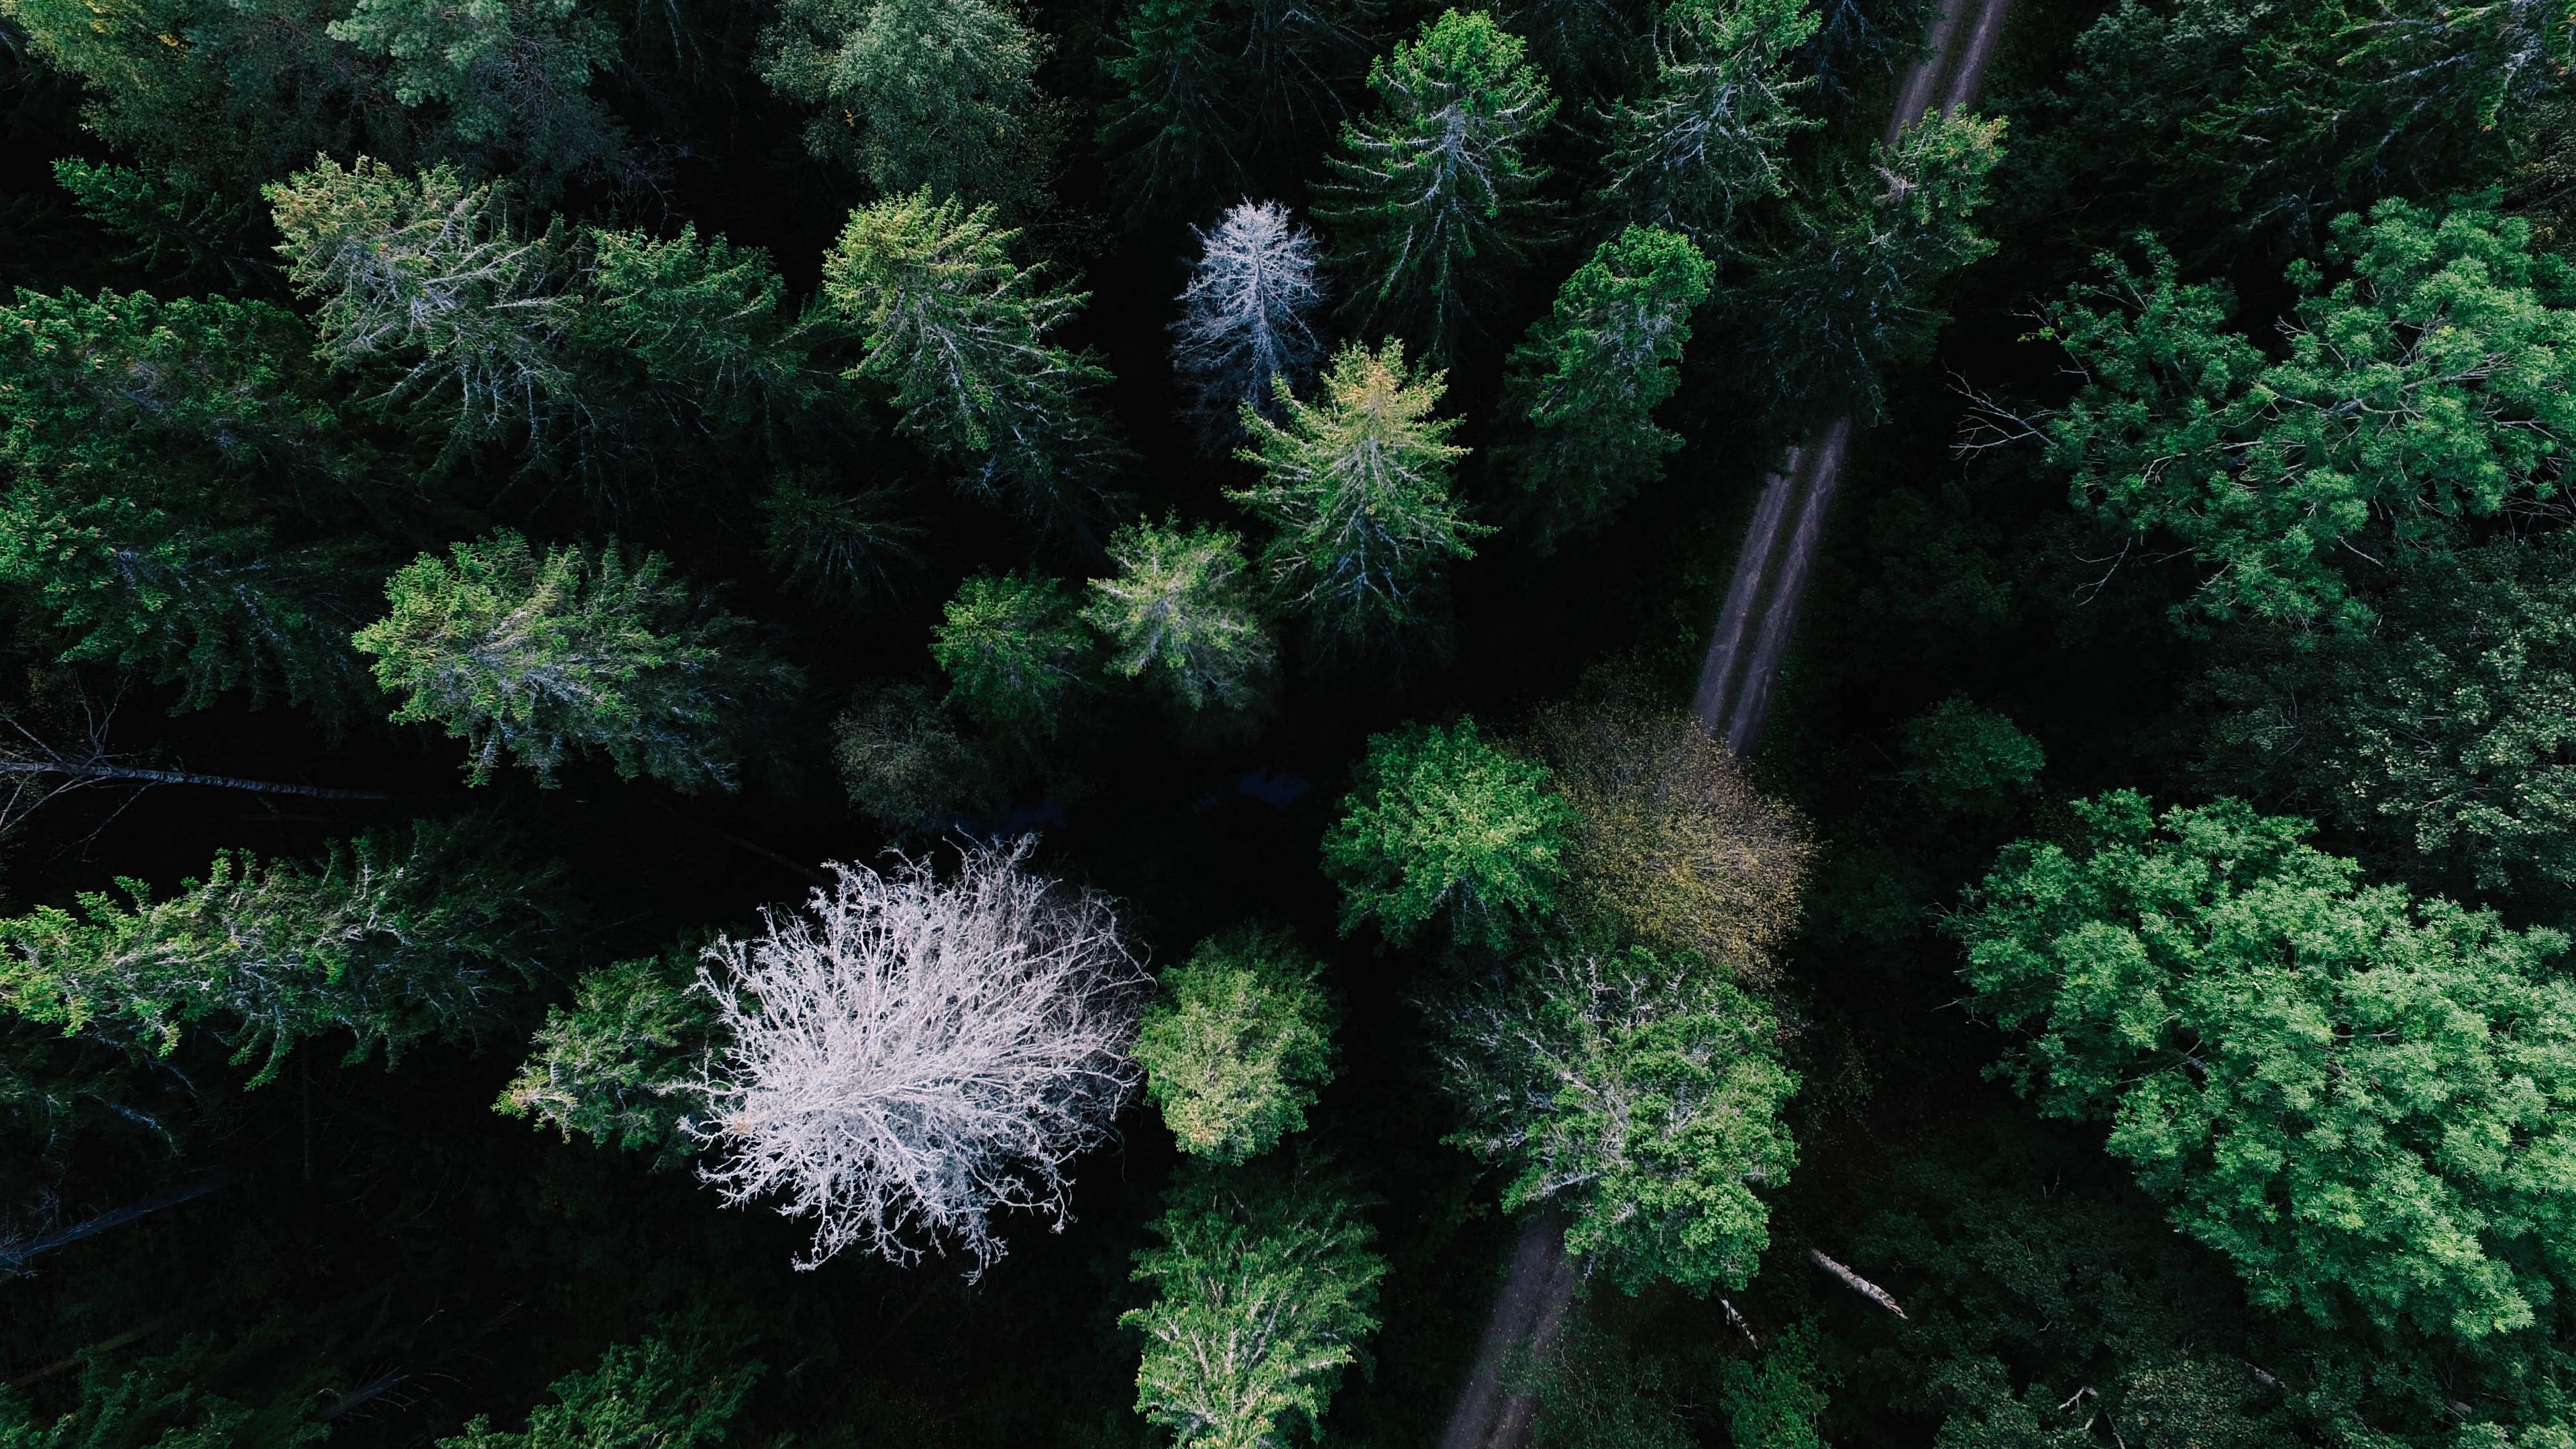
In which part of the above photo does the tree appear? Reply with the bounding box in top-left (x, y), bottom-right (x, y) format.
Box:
top-left (820, 191), bottom-right (1118, 527)
top-left (0, 818), bottom-right (557, 1087)
top-left (356, 531), bottom-right (794, 792)
top-left (1531, 702), bottom-right (1811, 979)
top-left (694, 841), bottom-right (1146, 1272)
top-left (1171, 200), bottom-right (1325, 442)
top-left (0, 1326), bottom-right (332, 1449)
top-left (830, 678), bottom-right (1003, 830)
top-left (1496, 225), bottom-right (1715, 551)
top-left (2044, 200), bottom-right (2576, 633)
top-left (1084, 519), bottom-right (1276, 715)
top-left (436, 1324), bottom-right (762, 1449)
top-left (1122, 1160), bottom-right (1386, 1449)
top-left (760, 474), bottom-right (924, 609)
top-left (325, 0), bottom-right (625, 184)
top-left (1895, 697), bottom-right (2044, 815)
top-left (1498, 0), bottom-right (1651, 99)
top-left (1438, 942), bottom-right (1799, 1294)
top-left (1316, 9), bottom-right (1556, 361)
top-left (1600, 0), bottom-right (1819, 245)
top-left (498, 950), bottom-right (714, 1167)
top-left (1101, 0), bottom-right (1242, 223)
top-left (1720, 109), bottom-right (2003, 422)
top-left (1321, 718), bottom-right (1574, 949)
top-left (931, 572), bottom-right (1096, 739)
top-left (1136, 926), bottom-right (1336, 1163)
top-left (268, 156), bottom-right (574, 449)
top-left (761, 0), bottom-right (1055, 215)
top-left (1228, 339), bottom-right (1485, 652)
top-left (570, 224), bottom-right (838, 451)
top-left (1953, 791), bottom-right (2576, 1343)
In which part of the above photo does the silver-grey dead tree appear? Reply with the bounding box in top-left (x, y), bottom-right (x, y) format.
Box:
top-left (1172, 200), bottom-right (1324, 443)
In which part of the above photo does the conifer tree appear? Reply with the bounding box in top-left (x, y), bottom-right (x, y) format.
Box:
top-left (761, 0), bottom-right (1055, 214)
top-left (821, 191), bottom-right (1118, 529)
top-left (1102, 0), bottom-right (1243, 223)
top-left (1232, 0), bottom-right (1375, 161)
top-left (1084, 519), bottom-right (1276, 714)
top-left (325, 0), bottom-right (625, 183)
top-left (1228, 340), bottom-right (1485, 651)
top-left (1316, 10), bottom-right (1557, 361)
top-left (0, 819), bottom-right (558, 1086)
top-left (1124, 1161), bottom-right (1385, 1449)
top-left (1172, 200), bottom-right (1325, 442)
top-left (1496, 225), bottom-right (1714, 551)
top-left (499, 950), bottom-right (714, 1167)
top-left (355, 531), bottom-right (794, 792)
top-left (932, 572), bottom-right (1096, 739)
top-left (1601, 0), bottom-right (1819, 244)
top-left (1135, 926), bottom-right (1336, 1163)
top-left (1321, 718), bottom-right (1574, 948)
top-left (437, 1325), bottom-right (763, 1449)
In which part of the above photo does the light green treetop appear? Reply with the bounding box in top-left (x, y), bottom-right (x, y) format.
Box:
top-left (1084, 519), bottom-right (1276, 714)
top-left (1955, 790), bottom-right (2576, 1343)
top-left (930, 571), bottom-right (1096, 739)
top-left (436, 1326), bottom-right (762, 1449)
top-left (1136, 926), bottom-right (1336, 1163)
top-left (1321, 717), bottom-right (1574, 949)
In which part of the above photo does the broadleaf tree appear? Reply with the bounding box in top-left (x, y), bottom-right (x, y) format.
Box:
top-left (1135, 926), bottom-right (1336, 1163)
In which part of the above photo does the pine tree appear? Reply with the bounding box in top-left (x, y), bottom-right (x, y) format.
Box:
top-left (1101, 0), bottom-right (1243, 224)
top-left (354, 531), bottom-right (795, 792)
top-left (1228, 340), bottom-right (1485, 651)
top-left (1495, 225), bottom-right (1714, 551)
top-left (1171, 199), bottom-right (1324, 443)
top-left (821, 191), bottom-right (1118, 529)
top-left (0, 818), bottom-right (558, 1087)
top-left (931, 572), bottom-right (1097, 739)
top-left (1134, 926), bottom-right (1336, 1162)
top-left (1316, 10), bottom-right (1557, 361)
top-left (1084, 519), bottom-right (1276, 714)
top-left (1601, 0), bottom-right (1819, 245)
top-left (1124, 1160), bottom-right (1385, 1449)
top-left (1232, 0), bottom-right (1375, 162)
top-left (761, 0), bottom-right (1055, 215)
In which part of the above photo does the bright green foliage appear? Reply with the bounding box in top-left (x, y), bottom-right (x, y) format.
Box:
top-left (820, 191), bottom-right (1116, 525)
top-left (499, 951), bottom-right (714, 1167)
top-left (327, 0), bottom-right (622, 178)
top-left (1122, 1161), bottom-right (1386, 1449)
top-left (1601, 0), bottom-right (1819, 243)
top-left (2204, 535), bottom-right (2576, 898)
top-left (1084, 519), bottom-right (1275, 714)
top-left (1228, 340), bottom-right (1485, 651)
top-left (930, 572), bottom-right (1095, 738)
top-left (435, 1326), bottom-right (762, 1449)
top-left (1719, 1326), bottom-right (1829, 1449)
top-left (1723, 109), bottom-right (2002, 421)
top-left (0, 820), bottom-right (555, 1087)
top-left (1497, 225), bottom-right (1715, 551)
top-left (1320, 718), bottom-right (1573, 948)
top-left (269, 156), bottom-right (573, 446)
top-left (1955, 791), bottom-right (2576, 1342)
top-left (1439, 943), bottom-right (1799, 1294)
top-left (0, 1330), bottom-right (331, 1449)
top-left (761, 0), bottom-right (1055, 214)
top-left (1896, 697), bottom-right (2043, 813)
top-left (0, 286), bottom-right (380, 716)
top-left (1136, 926), bottom-right (1336, 1163)
top-left (1317, 10), bottom-right (1557, 360)
top-left (1100, 0), bottom-right (1240, 223)
top-left (356, 531), bottom-right (790, 792)
top-left (2049, 200), bottom-right (2576, 632)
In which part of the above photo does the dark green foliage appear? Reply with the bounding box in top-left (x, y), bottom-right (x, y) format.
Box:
top-left (1599, 0), bottom-right (1819, 245)
top-left (1496, 225), bottom-right (1714, 551)
top-left (1320, 718), bottom-right (1572, 948)
top-left (830, 678), bottom-right (1004, 828)
top-left (759, 474), bottom-right (922, 608)
top-left (498, 950), bottom-right (713, 1167)
top-left (1438, 941), bottom-right (1797, 1293)
top-left (1123, 1159), bottom-right (1385, 1448)
top-left (435, 1324), bottom-right (763, 1449)
top-left (1136, 925), bottom-right (1336, 1163)
top-left (2049, 200), bottom-right (2576, 631)
top-left (1896, 698), bottom-right (2042, 814)
top-left (1956, 792), bottom-right (2576, 1342)
top-left (358, 531), bottom-right (794, 791)
top-left (1316, 9), bottom-right (1557, 361)
top-left (1100, 0), bottom-right (1241, 222)
top-left (0, 1329), bottom-right (333, 1449)
top-left (1719, 1326), bottom-right (1829, 1449)
top-left (0, 818), bottom-right (557, 1086)
top-left (50, 160), bottom-right (272, 292)
top-left (930, 571), bottom-right (1095, 739)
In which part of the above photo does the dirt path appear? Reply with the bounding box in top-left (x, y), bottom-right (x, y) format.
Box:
top-left (1433, 6), bottom-right (2014, 1444)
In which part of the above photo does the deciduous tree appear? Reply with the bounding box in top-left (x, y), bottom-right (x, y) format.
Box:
top-left (1136, 926), bottom-right (1335, 1163)
top-left (1321, 717), bottom-right (1573, 949)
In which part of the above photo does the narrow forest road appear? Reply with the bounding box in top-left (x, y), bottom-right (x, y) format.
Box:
top-left (1434, 5), bottom-right (2013, 1443)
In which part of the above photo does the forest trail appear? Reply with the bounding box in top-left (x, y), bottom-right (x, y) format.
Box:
top-left (1434, 3), bottom-right (2013, 1443)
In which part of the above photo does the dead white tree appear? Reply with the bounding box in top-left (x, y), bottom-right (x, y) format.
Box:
top-left (1172, 200), bottom-right (1324, 440)
top-left (693, 838), bottom-right (1147, 1274)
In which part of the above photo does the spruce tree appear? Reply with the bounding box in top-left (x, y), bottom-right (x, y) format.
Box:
top-left (1083, 519), bottom-right (1276, 714)
top-left (1496, 225), bottom-right (1714, 551)
top-left (1134, 926), bottom-right (1336, 1163)
top-left (930, 572), bottom-right (1096, 739)
top-left (820, 191), bottom-right (1118, 529)
top-left (1101, 0), bottom-right (1243, 223)
top-left (1171, 199), bottom-right (1325, 441)
top-left (1228, 339), bottom-right (1485, 651)
top-left (325, 0), bottom-right (625, 182)
top-left (1316, 9), bottom-right (1557, 361)
top-left (1601, 0), bottom-right (1819, 244)
top-left (1320, 717), bottom-right (1574, 949)
top-left (355, 531), bottom-right (794, 792)
top-left (499, 951), bottom-right (714, 1167)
